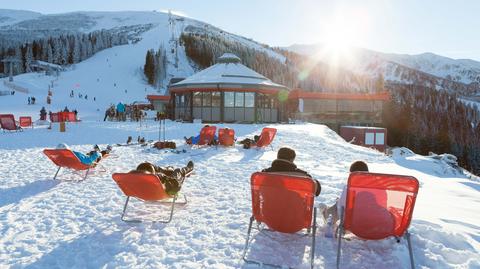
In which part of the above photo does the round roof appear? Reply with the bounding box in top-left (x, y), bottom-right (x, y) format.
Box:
top-left (169, 53), bottom-right (289, 93)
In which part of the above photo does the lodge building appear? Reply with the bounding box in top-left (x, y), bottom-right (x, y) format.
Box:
top-left (147, 53), bottom-right (389, 126)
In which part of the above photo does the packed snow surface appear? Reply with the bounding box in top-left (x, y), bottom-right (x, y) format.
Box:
top-left (0, 121), bottom-right (478, 269)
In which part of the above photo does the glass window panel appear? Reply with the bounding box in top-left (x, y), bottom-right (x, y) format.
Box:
top-left (203, 92), bottom-right (212, 107)
top-left (212, 92), bottom-right (221, 107)
top-left (375, 133), bottom-right (385, 145)
top-left (235, 92), bottom-right (244, 107)
top-left (224, 92), bottom-right (234, 107)
top-left (193, 92), bottom-right (202, 106)
top-left (365, 133), bottom-right (375, 145)
top-left (245, 92), bottom-right (255, 108)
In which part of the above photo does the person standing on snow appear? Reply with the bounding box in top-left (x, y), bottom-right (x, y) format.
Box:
top-left (116, 102), bottom-right (126, 121)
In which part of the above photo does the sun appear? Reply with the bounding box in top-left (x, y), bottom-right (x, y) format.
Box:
top-left (314, 10), bottom-right (369, 66)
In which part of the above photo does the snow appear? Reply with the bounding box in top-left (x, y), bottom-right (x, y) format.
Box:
top-left (0, 121), bottom-right (478, 268)
top-left (0, 9), bottom-right (478, 269)
top-left (0, 9), bottom-right (41, 26)
top-left (171, 53), bottom-right (287, 90)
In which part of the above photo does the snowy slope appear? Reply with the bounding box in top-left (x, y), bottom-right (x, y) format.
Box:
top-left (0, 10), bottom-right (286, 120)
top-left (0, 122), bottom-right (478, 268)
top-left (0, 9), bottom-right (41, 26)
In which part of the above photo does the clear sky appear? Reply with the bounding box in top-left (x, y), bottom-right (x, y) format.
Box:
top-left (3, 0), bottom-right (480, 60)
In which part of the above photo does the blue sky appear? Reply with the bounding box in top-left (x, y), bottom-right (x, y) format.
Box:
top-left (4, 0), bottom-right (480, 60)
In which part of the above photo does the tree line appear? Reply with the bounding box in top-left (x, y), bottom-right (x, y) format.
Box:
top-left (179, 32), bottom-right (380, 92)
top-left (384, 82), bottom-right (480, 174)
top-left (143, 46), bottom-right (168, 88)
top-left (0, 30), bottom-right (128, 75)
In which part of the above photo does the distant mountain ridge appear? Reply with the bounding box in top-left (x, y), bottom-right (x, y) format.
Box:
top-left (287, 44), bottom-right (480, 95)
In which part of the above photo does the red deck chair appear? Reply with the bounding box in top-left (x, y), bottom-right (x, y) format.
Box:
top-left (43, 149), bottom-right (95, 181)
top-left (218, 128), bottom-right (235, 146)
top-left (66, 112), bottom-right (77, 122)
top-left (336, 172), bottom-right (420, 269)
top-left (0, 114), bottom-right (22, 132)
top-left (242, 172), bottom-right (317, 269)
top-left (19, 116), bottom-right (33, 128)
top-left (112, 173), bottom-right (187, 223)
top-left (197, 126), bottom-right (217, 146)
top-left (255, 127), bottom-right (277, 149)
top-left (50, 113), bottom-right (59, 122)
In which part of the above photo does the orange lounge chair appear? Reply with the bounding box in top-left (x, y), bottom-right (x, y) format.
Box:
top-left (19, 116), bottom-right (33, 128)
top-left (248, 127), bottom-right (276, 149)
top-left (43, 149), bottom-right (96, 181)
top-left (0, 114), bottom-right (22, 132)
top-left (218, 128), bottom-right (235, 146)
top-left (336, 172), bottom-right (420, 269)
top-left (197, 126), bottom-right (217, 146)
top-left (242, 172), bottom-right (317, 269)
top-left (112, 173), bottom-right (187, 223)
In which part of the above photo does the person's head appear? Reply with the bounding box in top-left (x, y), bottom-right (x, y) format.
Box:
top-left (277, 147), bottom-right (296, 162)
top-left (135, 162), bottom-right (156, 174)
top-left (56, 143), bottom-right (70, 150)
top-left (350, 161), bottom-right (369, 172)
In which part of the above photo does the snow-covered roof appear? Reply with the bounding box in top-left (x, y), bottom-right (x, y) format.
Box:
top-left (169, 53), bottom-right (288, 92)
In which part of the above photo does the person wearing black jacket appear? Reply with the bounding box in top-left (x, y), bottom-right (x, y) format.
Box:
top-left (262, 147), bottom-right (321, 196)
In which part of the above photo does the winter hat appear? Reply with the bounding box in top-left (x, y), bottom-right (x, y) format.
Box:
top-left (135, 162), bottom-right (156, 174)
top-left (56, 143), bottom-right (70, 150)
top-left (277, 147), bottom-right (296, 162)
top-left (349, 161), bottom-right (369, 172)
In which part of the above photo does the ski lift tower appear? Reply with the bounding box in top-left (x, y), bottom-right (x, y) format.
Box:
top-left (168, 10), bottom-right (179, 69)
top-left (1, 57), bottom-right (22, 82)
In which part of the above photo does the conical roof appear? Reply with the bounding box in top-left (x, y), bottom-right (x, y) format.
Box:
top-left (169, 53), bottom-right (288, 92)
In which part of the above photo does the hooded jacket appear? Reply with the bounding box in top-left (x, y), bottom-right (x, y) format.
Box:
top-left (262, 159), bottom-right (321, 196)
top-left (262, 159), bottom-right (312, 177)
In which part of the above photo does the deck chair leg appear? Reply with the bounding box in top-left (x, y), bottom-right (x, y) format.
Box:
top-left (405, 231), bottom-right (415, 269)
top-left (311, 207), bottom-right (317, 269)
top-left (53, 167), bottom-right (61, 180)
top-left (81, 168), bottom-right (90, 181)
top-left (336, 206), bottom-right (345, 269)
top-left (242, 216), bottom-right (255, 262)
top-left (121, 196), bottom-right (130, 221)
top-left (161, 195), bottom-right (177, 224)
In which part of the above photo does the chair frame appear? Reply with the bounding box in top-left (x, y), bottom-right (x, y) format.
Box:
top-left (242, 172), bottom-right (318, 269)
top-left (242, 208), bottom-right (317, 269)
top-left (336, 173), bottom-right (419, 269)
top-left (120, 194), bottom-right (188, 223)
top-left (0, 114), bottom-right (22, 132)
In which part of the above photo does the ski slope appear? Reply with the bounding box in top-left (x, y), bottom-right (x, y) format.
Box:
top-left (0, 121), bottom-right (478, 268)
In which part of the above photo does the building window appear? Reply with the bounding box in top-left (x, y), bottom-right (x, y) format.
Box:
top-left (235, 92), bottom-right (244, 107)
top-left (245, 92), bottom-right (255, 108)
top-left (365, 133), bottom-right (375, 145)
top-left (375, 133), bottom-right (385, 145)
top-left (224, 92), bottom-right (235, 107)
top-left (203, 92), bottom-right (212, 107)
top-left (212, 92), bottom-right (221, 107)
top-left (193, 92), bottom-right (202, 106)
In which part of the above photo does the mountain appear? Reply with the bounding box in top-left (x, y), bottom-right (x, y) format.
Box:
top-left (0, 9), bottom-right (286, 119)
top-left (287, 44), bottom-right (480, 95)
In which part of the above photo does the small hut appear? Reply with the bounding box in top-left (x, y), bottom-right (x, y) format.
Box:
top-left (168, 53), bottom-right (289, 123)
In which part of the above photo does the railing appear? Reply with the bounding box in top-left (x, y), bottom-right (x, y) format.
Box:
top-left (3, 81), bottom-right (29, 94)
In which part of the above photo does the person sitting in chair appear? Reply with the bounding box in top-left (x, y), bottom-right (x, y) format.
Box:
top-left (262, 147), bottom-right (321, 196)
top-left (130, 161), bottom-right (194, 196)
top-left (184, 125), bottom-right (218, 145)
top-left (238, 134), bottom-right (260, 149)
top-left (322, 160), bottom-right (369, 224)
top-left (56, 143), bottom-right (111, 166)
